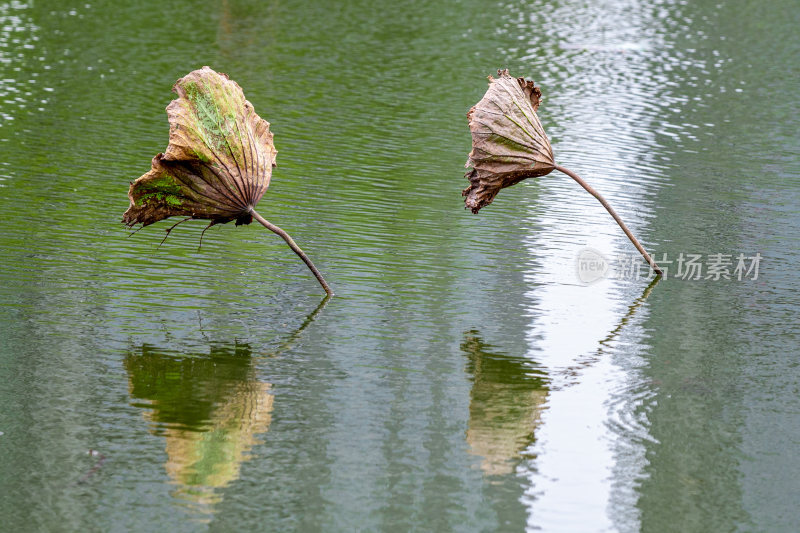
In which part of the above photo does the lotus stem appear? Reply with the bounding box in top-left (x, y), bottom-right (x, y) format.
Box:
top-left (554, 165), bottom-right (663, 277)
top-left (250, 209), bottom-right (334, 296)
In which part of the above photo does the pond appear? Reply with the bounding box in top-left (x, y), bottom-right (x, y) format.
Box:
top-left (1, 0), bottom-right (798, 531)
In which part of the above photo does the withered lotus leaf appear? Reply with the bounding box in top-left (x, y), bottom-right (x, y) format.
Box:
top-left (123, 66), bottom-right (276, 228)
top-left (463, 69), bottom-right (555, 214)
top-left (463, 69), bottom-right (663, 277)
top-left (123, 67), bottom-right (333, 296)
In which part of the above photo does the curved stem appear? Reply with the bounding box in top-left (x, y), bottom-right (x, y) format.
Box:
top-left (250, 209), bottom-right (334, 296)
top-left (554, 165), bottom-right (663, 277)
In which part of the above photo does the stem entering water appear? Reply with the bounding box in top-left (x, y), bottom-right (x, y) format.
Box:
top-left (554, 165), bottom-right (663, 277)
top-left (250, 209), bottom-right (334, 296)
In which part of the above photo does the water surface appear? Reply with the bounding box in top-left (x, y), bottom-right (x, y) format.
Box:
top-left (1, 0), bottom-right (798, 531)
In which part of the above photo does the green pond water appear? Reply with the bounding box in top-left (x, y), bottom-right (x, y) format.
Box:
top-left (1, 0), bottom-right (798, 531)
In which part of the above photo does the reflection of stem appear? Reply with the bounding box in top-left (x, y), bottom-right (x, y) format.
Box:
top-left (563, 275), bottom-right (660, 381)
top-left (250, 209), bottom-right (334, 297)
top-left (74, 450), bottom-right (107, 486)
top-left (554, 164), bottom-right (663, 276)
top-left (262, 294), bottom-right (331, 359)
top-left (598, 274), bottom-right (660, 349)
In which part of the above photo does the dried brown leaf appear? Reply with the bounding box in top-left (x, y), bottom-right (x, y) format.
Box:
top-left (463, 69), bottom-right (555, 213)
top-left (122, 66), bottom-right (277, 228)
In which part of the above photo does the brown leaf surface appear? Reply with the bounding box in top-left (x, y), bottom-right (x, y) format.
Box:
top-left (463, 69), bottom-right (555, 213)
top-left (123, 66), bottom-right (277, 228)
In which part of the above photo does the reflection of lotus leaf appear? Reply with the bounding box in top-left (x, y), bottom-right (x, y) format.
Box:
top-left (125, 344), bottom-right (273, 516)
top-left (466, 391), bottom-right (547, 476)
top-left (462, 331), bottom-right (548, 476)
top-left (162, 381), bottom-right (273, 507)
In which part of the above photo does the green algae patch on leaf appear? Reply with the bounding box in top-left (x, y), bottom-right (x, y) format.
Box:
top-left (123, 66), bottom-right (277, 228)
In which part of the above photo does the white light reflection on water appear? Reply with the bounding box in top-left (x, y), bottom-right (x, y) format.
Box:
top-left (502, 0), bottom-right (673, 530)
top-left (0, 1), bottom-right (40, 130)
